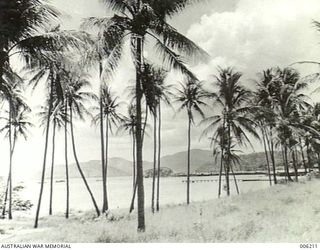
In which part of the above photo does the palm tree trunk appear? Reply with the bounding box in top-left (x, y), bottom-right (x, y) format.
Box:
top-left (132, 133), bottom-right (136, 192)
top-left (317, 153), bottom-right (320, 173)
top-left (307, 143), bottom-right (313, 172)
top-left (8, 104), bottom-right (13, 220)
top-left (299, 139), bottom-right (307, 174)
top-left (69, 106), bottom-right (100, 217)
top-left (218, 149), bottom-right (224, 198)
top-left (151, 113), bottom-right (157, 213)
top-left (104, 115), bottom-right (109, 211)
top-left (100, 93), bottom-right (107, 214)
top-left (156, 103), bottom-right (161, 212)
top-left (292, 149), bottom-right (298, 182)
top-left (262, 129), bottom-right (272, 186)
top-left (49, 120), bottom-right (56, 215)
top-left (142, 102), bottom-right (148, 143)
top-left (129, 133), bottom-right (136, 213)
top-left (266, 129), bottom-right (277, 184)
top-left (186, 113), bottom-right (191, 205)
top-left (230, 165), bottom-right (239, 195)
top-left (284, 145), bottom-right (293, 182)
top-left (64, 100), bottom-right (69, 219)
top-left (226, 120), bottom-right (231, 196)
top-left (135, 35), bottom-right (145, 232)
top-left (218, 114), bottom-right (226, 198)
top-left (34, 72), bottom-right (54, 228)
top-left (129, 181), bottom-right (138, 213)
top-left (1, 174), bottom-right (10, 218)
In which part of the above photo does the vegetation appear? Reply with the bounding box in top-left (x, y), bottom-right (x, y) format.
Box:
top-left (2, 0), bottom-right (320, 240)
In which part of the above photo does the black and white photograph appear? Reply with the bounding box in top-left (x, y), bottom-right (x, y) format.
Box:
top-left (1, 0), bottom-right (320, 245)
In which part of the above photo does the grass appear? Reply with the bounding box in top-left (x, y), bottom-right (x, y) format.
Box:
top-left (1, 178), bottom-right (320, 243)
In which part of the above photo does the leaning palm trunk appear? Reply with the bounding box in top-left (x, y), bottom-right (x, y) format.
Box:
top-left (64, 100), bottom-right (69, 219)
top-left (1, 174), bottom-right (10, 217)
top-left (230, 165), bottom-right (239, 195)
top-left (104, 115), bottom-right (109, 211)
top-left (49, 120), bottom-right (57, 215)
top-left (8, 104), bottom-right (13, 220)
top-left (100, 93), bottom-right (107, 213)
top-left (151, 113), bottom-right (157, 213)
top-left (129, 133), bottom-right (136, 213)
top-left (262, 129), bottom-right (272, 186)
top-left (186, 112), bottom-right (191, 204)
top-left (299, 140), bottom-right (307, 174)
top-left (129, 181), bottom-right (138, 213)
top-left (266, 131), bottom-right (277, 184)
top-left (156, 103), bottom-right (161, 212)
top-left (69, 107), bottom-right (100, 216)
top-left (34, 72), bottom-right (54, 228)
top-left (135, 36), bottom-right (145, 232)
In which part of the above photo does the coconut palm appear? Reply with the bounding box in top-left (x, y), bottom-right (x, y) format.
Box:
top-left (175, 78), bottom-right (207, 204)
top-left (1, 0), bottom-right (93, 227)
top-left (254, 68), bottom-right (280, 184)
top-left (201, 67), bottom-right (259, 197)
top-left (117, 104), bottom-right (137, 190)
top-left (269, 67), bottom-right (309, 181)
top-left (30, 57), bottom-right (67, 228)
top-left (82, 0), bottom-right (208, 231)
top-left (117, 104), bottom-right (138, 212)
top-left (0, 65), bottom-right (29, 219)
top-left (141, 63), bottom-right (171, 212)
top-left (92, 85), bottom-right (122, 213)
top-left (64, 69), bottom-right (100, 217)
top-left (0, 104), bottom-right (33, 219)
top-left (38, 96), bottom-right (67, 216)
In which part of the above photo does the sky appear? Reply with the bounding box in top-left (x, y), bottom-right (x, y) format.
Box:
top-left (3, 0), bottom-right (320, 179)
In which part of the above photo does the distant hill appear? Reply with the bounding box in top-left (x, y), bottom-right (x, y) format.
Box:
top-left (160, 149), bottom-right (284, 174)
top-left (42, 157), bottom-right (153, 180)
top-left (159, 149), bottom-right (213, 174)
top-left (35, 149), bottom-right (284, 179)
top-left (48, 158), bottom-right (133, 179)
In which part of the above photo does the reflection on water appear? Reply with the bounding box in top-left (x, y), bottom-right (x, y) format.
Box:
top-left (19, 175), bottom-right (272, 216)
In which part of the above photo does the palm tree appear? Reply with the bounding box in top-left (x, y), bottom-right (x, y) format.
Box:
top-left (30, 58), bottom-right (67, 228)
top-left (141, 63), bottom-right (171, 212)
top-left (0, 104), bottom-right (33, 219)
top-left (270, 67), bottom-right (309, 181)
top-left (82, 0), bottom-right (208, 231)
top-left (0, 0), bottom-right (92, 228)
top-left (117, 104), bottom-right (137, 213)
top-left (0, 64), bottom-right (29, 219)
top-left (202, 67), bottom-right (259, 197)
top-left (175, 78), bottom-right (207, 204)
top-left (92, 85), bottom-right (122, 213)
top-left (64, 69), bottom-right (100, 217)
top-left (38, 97), bottom-right (67, 216)
top-left (254, 69), bottom-right (279, 184)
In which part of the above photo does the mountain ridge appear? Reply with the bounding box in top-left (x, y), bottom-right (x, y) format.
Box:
top-left (35, 149), bottom-right (281, 179)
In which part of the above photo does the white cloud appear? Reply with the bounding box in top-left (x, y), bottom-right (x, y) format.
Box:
top-left (187, 0), bottom-right (320, 84)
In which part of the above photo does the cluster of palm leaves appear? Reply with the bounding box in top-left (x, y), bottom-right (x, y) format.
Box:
top-left (2, 0), bottom-right (320, 234)
top-left (0, 0), bottom-right (210, 232)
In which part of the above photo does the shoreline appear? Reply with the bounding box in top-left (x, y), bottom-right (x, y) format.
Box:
top-left (1, 178), bottom-right (320, 243)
